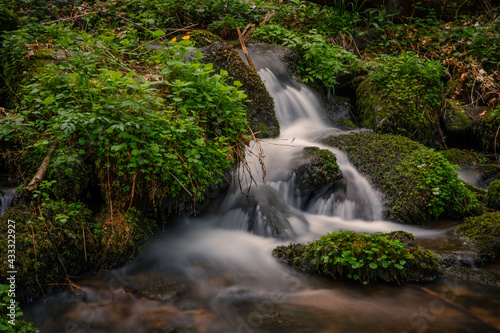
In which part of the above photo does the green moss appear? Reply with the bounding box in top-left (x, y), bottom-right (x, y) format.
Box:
top-left (444, 266), bottom-right (500, 286)
top-left (0, 202), bottom-right (99, 302)
top-left (455, 211), bottom-right (500, 264)
top-left (189, 30), bottom-right (223, 47)
top-left (484, 179), bottom-right (500, 210)
top-left (203, 42), bottom-right (279, 138)
top-left (273, 230), bottom-right (441, 284)
top-left (335, 117), bottom-right (358, 130)
top-left (439, 148), bottom-right (488, 167)
top-left (323, 132), bottom-right (481, 223)
top-left (97, 206), bottom-right (155, 269)
top-left (294, 146), bottom-right (343, 198)
top-left (357, 53), bottom-right (446, 146)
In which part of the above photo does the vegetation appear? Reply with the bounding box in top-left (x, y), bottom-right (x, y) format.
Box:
top-left (323, 133), bottom-right (481, 223)
top-left (357, 52), bottom-right (446, 144)
top-left (455, 211), bottom-right (500, 264)
top-left (0, 285), bottom-right (38, 332)
top-left (273, 230), bottom-right (441, 284)
top-left (252, 24), bottom-right (358, 87)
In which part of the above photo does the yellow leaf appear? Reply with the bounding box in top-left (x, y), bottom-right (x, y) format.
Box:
top-left (171, 37), bottom-right (176, 42)
top-left (182, 35), bottom-right (190, 40)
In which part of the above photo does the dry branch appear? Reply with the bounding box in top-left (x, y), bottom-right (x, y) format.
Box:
top-left (27, 144), bottom-right (56, 192)
top-left (237, 27), bottom-right (257, 73)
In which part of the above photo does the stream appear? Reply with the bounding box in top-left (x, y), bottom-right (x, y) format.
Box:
top-left (24, 45), bottom-right (500, 333)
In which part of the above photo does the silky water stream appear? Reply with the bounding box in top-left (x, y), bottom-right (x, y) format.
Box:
top-left (25, 47), bottom-right (500, 333)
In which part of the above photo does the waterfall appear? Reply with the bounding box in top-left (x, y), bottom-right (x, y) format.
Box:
top-left (0, 175), bottom-right (16, 217)
top-left (220, 45), bottom-right (384, 237)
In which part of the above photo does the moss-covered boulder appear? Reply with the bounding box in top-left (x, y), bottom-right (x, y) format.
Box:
top-left (0, 200), bottom-right (155, 302)
top-left (443, 266), bottom-right (500, 287)
top-left (188, 30), bottom-right (223, 47)
top-left (96, 207), bottom-right (155, 268)
top-left (293, 146), bottom-right (343, 199)
top-left (455, 211), bottom-right (500, 265)
top-left (484, 179), bottom-right (500, 210)
top-left (202, 42), bottom-right (279, 138)
top-left (0, 202), bottom-right (98, 302)
top-left (439, 148), bottom-right (488, 167)
top-left (273, 230), bottom-right (441, 284)
top-left (356, 53), bottom-right (446, 146)
top-left (323, 132), bottom-right (481, 223)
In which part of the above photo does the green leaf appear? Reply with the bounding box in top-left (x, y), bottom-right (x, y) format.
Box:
top-left (152, 30), bottom-right (166, 37)
top-left (43, 95), bottom-right (56, 106)
top-left (369, 263), bottom-right (378, 269)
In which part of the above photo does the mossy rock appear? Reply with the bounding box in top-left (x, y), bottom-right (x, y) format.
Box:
top-left (356, 74), bottom-right (442, 146)
top-left (293, 146), bottom-right (343, 199)
top-left (96, 207), bottom-right (155, 269)
top-left (443, 266), bottom-right (500, 287)
top-left (189, 30), bottom-right (222, 47)
top-left (455, 211), bottom-right (500, 265)
top-left (335, 117), bottom-right (358, 130)
top-left (273, 230), bottom-right (441, 284)
top-left (323, 132), bottom-right (481, 223)
top-left (484, 179), bottom-right (500, 210)
top-left (202, 42), bottom-right (279, 138)
top-left (0, 202), bottom-right (99, 302)
top-left (439, 148), bottom-right (488, 167)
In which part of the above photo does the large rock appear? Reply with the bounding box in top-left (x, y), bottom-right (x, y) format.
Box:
top-left (202, 42), bottom-right (280, 138)
top-left (293, 146), bottom-right (343, 201)
top-left (455, 211), bottom-right (500, 265)
top-left (273, 230), bottom-right (441, 284)
top-left (219, 186), bottom-right (309, 240)
top-left (323, 132), bottom-right (481, 223)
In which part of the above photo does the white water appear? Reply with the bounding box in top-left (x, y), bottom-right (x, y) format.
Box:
top-left (0, 186), bottom-right (16, 217)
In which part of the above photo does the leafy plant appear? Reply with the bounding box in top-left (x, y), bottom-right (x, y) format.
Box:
top-left (358, 52), bottom-right (446, 142)
top-left (273, 230), bottom-right (441, 284)
top-left (1, 23), bottom-right (249, 210)
top-left (253, 25), bottom-right (358, 87)
top-left (0, 285), bottom-right (39, 332)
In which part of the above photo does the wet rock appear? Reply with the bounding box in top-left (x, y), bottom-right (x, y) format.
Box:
top-left (455, 211), bottom-right (500, 265)
top-left (273, 230), bottom-right (442, 284)
top-left (484, 179), bottom-right (500, 210)
top-left (435, 251), bottom-right (479, 268)
top-left (124, 273), bottom-right (190, 302)
top-left (292, 147), bottom-right (343, 201)
top-left (202, 42), bottom-right (280, 138)
top-left (323, 132), bottom-right (481, 223)
top-left (220, 186), bottom-right (309, 239)
top-left (443, 266), bottom-right (500, 287)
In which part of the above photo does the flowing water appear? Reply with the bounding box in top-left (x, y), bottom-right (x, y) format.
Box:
top-left (25, 46), bottom-right (500, 332)
top-left (0, 174), bottom-right (17, 217)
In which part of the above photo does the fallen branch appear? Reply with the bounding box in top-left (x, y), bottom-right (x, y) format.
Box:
top-left (237, 27), bottom-right (257, 73)
top-left (27, 143), bottom-right (56, 191)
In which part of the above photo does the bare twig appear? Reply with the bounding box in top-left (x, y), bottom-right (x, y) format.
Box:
top-left (27, 143), bottom-right (56, 191)
top-left (237, 27), bottom-right (257, 73)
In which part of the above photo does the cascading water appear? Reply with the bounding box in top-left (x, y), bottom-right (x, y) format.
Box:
top-left (25, 46), bottom-right (500, 333)
top-left (0, 175), bottom-right (16, 217)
